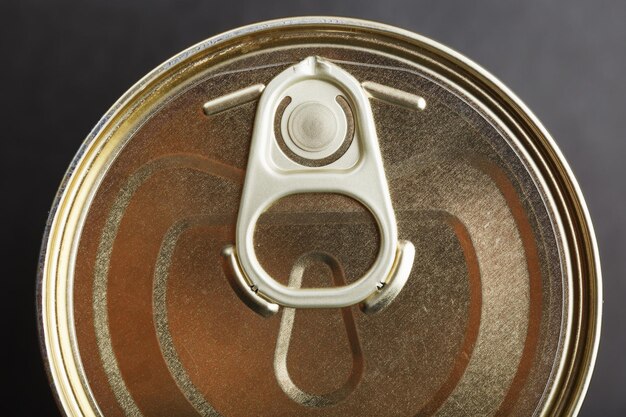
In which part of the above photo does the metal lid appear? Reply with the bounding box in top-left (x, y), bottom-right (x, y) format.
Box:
top-left (38, 17), bottom-right (601, 417)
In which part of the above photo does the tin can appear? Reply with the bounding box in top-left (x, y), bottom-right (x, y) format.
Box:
top-left (38, 17), bottom-right (601, 417)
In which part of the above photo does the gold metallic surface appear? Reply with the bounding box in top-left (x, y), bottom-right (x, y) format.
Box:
top-left (38, 18), bottom-right (601, 417)
top-left (274, 251), bottom-right (364, 407)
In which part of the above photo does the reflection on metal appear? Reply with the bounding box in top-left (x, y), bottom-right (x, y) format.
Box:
top-left (202, 84), bottom-right (265, 116)
top-left (91, 154), bottom-right (244, 417)
top-left (221, 245), bottom-right (279, 317)
top-left (154, 217), bottom-right (224, 417)
top-left (274, 252), bottom-right (364, 407)
top-left (362, 81), bottom-right (427, 110)
top-left (360, 240), bottom-right (416, 314)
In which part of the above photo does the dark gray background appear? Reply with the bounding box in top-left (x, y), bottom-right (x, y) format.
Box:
top-left (2, 0), bottom-right (624, 415)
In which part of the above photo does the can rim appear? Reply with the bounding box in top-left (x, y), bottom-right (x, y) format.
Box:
top-left (37, 16), bottom-right (602, 417)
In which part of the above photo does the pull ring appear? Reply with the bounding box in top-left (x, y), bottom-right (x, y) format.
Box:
top-left (210, 56), bottom-right (421, 314)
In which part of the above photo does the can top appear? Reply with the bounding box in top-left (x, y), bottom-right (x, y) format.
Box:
top-left (39, 17), bottom-right (601, 417)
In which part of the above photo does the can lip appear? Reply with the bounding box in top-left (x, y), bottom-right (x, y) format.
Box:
top-left (37, 16), bottom-right (602, 417)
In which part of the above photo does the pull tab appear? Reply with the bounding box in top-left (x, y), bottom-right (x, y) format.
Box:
top-left (207, 56), bottom-right (421, 314)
